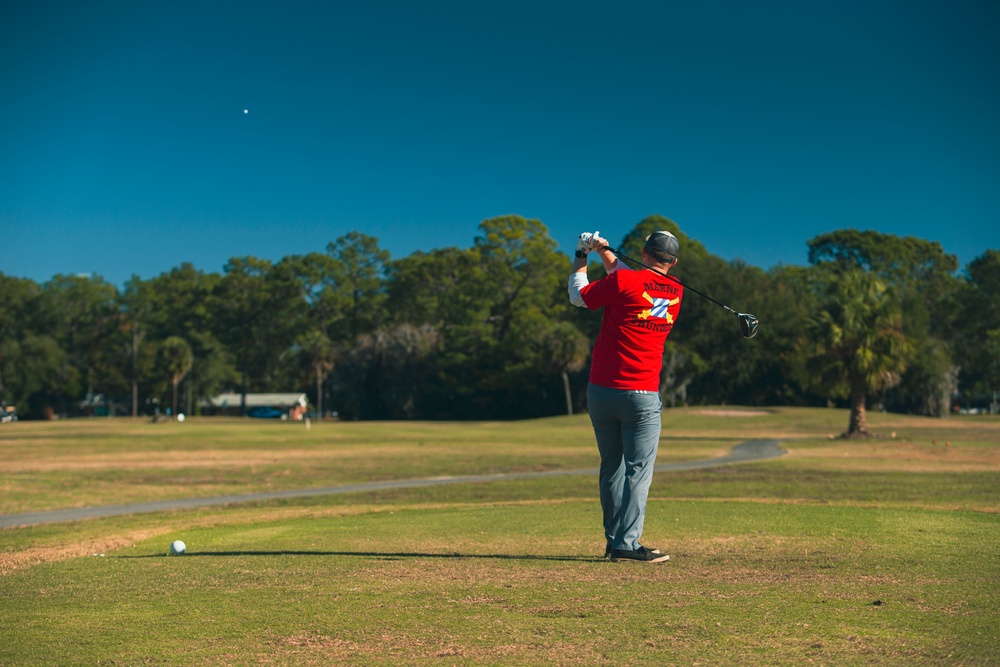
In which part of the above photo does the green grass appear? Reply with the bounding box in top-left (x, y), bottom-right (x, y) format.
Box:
top-left (2, 407), bottom-right (999, 665)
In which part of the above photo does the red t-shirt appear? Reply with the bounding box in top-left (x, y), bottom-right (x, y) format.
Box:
top-left (580, 267), bottom-right (684, 391)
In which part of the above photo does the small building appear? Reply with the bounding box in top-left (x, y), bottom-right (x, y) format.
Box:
top-left (202, 392), bottom-right (308, 420)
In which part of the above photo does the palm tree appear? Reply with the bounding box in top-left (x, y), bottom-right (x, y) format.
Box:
top-left (159, 337), bottom-right (193, 419)
top-left (297, 331), bottom-right (335, 419)
top-left (808, 269), bottom-right (912, 438)
top-left (535, 322), bottom-right (590, 415)
top-left (660, 343), bottom-right (707, 408)
top-left (120, 276), bottom-right (151, 418)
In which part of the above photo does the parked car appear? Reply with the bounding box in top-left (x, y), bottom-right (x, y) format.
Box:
top-left (247, 406), bottom-right (284, 419)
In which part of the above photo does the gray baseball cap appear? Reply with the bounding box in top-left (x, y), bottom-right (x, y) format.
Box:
top-left (645, 231), bottom-right (679, 261)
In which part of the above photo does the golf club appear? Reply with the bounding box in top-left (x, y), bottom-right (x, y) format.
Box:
top-left (603, 245), bottom-right (759, 339)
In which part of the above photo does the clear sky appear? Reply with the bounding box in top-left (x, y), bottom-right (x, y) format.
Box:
top-left (2, 1), bottom-right (997, 286)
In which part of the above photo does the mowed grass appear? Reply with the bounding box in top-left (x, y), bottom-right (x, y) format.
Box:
top-left (1, 408), bottom-right (999, 665)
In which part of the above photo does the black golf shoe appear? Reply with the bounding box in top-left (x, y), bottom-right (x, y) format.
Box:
top-left (609, 545), bottom-right (670, 563)
top-left (606, 542), bottom-right (663, 559)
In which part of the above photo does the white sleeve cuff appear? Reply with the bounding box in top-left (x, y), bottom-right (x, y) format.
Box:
top-left (568, 272), bottom-right (588, 308)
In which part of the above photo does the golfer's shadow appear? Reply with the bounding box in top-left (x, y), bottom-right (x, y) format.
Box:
top-left (122, 550), bottom-right (599, 562)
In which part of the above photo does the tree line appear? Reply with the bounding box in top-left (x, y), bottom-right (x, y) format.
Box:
top-left (1, 215), bottom-right (997, 434)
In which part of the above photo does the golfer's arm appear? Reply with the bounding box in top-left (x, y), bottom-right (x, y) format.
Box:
top-left (568, 254), bottom-right (589, 307)
top-left (596, 246), bottom-right (619, 274)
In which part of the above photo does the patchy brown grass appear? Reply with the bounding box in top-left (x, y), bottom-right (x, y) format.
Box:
top-left (0, 447), bottom-right (397, 472)
top-left (265, 630), bottom-right (606, 665)
top-left (0, 498), bottom-right (602, 575)
top-left (0, 530), bottom-right (166, 575)
top-left (786, 440), bottom-right (1000, 472)
top-left (2, 493), bottom-right (994, 666)
top-left (250, 548), bottom-right (953, 665)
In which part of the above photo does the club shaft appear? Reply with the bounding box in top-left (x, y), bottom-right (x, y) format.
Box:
top-left (603, 246), bottom-right (738, 314)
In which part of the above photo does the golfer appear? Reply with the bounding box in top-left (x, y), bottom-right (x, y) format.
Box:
top-left (568, 230), bottom-right (683, 563)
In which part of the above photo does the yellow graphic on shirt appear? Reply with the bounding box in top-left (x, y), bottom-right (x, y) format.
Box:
top-left (637, 291), bottom-right (678, 324)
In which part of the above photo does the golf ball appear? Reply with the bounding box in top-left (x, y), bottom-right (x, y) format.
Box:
top-left (169, 540), bottom-right (186, 556)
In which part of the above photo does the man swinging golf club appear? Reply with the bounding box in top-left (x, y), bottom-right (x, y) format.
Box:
top-left (568, 230), bottom-right (682, 563)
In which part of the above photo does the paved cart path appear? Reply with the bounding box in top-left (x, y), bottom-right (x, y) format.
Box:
top-left (0, 439), bottom-right (784, 528)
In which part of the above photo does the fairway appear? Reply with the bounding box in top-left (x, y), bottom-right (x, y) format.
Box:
top-left (2, 408), bottom-right (999, 665)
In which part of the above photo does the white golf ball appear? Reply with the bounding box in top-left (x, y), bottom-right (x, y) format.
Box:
top-left (177, 413), bottom-right (185, 422)
top-left (243, 109), bottom-right (248, 114)
top-left (170, 540), bottom-right (186, 556)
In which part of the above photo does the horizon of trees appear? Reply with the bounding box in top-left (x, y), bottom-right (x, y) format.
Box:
top-left (1, 215), bottom-right (997, 433)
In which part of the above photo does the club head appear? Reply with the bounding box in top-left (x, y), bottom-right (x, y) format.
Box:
top-left (738, 313), bottom-right (759, 339)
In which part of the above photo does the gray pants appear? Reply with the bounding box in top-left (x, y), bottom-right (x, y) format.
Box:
top-left (587, 383), bottom-right (662, 552)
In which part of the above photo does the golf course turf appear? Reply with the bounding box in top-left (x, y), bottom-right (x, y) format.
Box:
top-left (1, 407), bottom-right (998, 665)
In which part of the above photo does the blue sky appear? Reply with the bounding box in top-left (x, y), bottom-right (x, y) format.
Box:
top-left (2, 1), bottom-right (997, 286)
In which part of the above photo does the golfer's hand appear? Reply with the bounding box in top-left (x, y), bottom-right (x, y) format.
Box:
top-left (591, 232), bottom-right (609, 250)
top-left (576, 232), bottom-right (595, 255)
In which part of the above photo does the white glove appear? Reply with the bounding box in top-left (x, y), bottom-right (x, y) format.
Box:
top-left (577, 230), bottom-right (608, 254)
